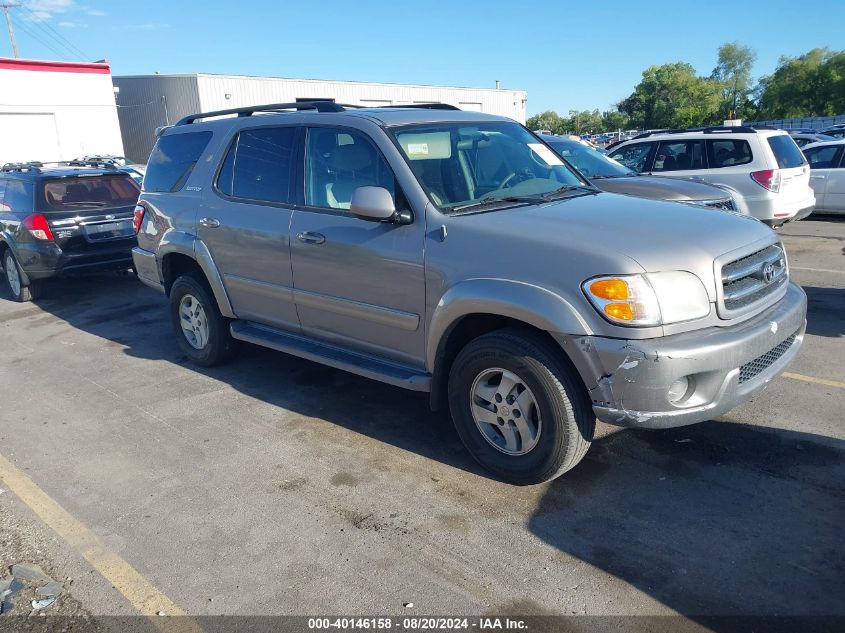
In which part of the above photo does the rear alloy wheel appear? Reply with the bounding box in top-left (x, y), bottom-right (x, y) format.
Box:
top-left (169, 273), bottom-right (239, 366)
top-left (448, 328), bottom-right (595, 485)
top-left (3, 250), bottom-right (40, 302)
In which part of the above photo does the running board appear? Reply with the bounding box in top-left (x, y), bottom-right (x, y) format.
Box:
top-left (230, 321), bottom-right (431, 392)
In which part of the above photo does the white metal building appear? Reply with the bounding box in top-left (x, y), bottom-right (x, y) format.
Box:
top-left (0, 58), bottom-right (124, 164)
top-left (113, 73), bottom-right (528, 163)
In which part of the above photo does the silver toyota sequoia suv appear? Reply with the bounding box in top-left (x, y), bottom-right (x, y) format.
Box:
top-left (132, 102), bottom-right (807, 484)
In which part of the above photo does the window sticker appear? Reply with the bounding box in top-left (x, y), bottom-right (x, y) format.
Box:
top-left (407, 143), bottom-right (429, 156)
top-left (528, 143), bottom-right (564, 166)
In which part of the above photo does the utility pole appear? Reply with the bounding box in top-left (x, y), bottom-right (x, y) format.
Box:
top-left (1, 3), bottom-right (19, 58)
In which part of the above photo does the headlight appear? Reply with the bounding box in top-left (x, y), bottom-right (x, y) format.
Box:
top-left (582, 272), bottom-right (710, 327)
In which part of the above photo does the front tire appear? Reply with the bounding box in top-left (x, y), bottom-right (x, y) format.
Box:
top-left (448, 328), bottom-right (595, 485)
top-left (169, 273), bottom-right (239, 366)
top-left (3, 250), bottom-right (40, 302)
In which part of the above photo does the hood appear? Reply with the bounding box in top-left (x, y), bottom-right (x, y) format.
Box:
top-left (593, 175), bottom-right (730, 202)
top-left (451, 191), bottom-right (775, 302)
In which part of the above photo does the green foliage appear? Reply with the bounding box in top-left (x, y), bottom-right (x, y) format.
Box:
top-left (529, 44), bottom-right (844, 134)
top-left (758, 48), bottom-right (845, 118)
top-left (711, 42), bottom-right (757, 120)
top-left (617, 63), bottom-right (721, 130)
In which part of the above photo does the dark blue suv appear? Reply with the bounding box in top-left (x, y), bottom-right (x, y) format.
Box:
top-left (0, 161), bottom-right (140, 301)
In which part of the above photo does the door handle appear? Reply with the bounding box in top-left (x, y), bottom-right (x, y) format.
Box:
top-left (297, 231), bottom-right (326, 245)
top-left (199, 217), bottom-right (220, 228)
top-left (810, 175), bottom-right (826, 180)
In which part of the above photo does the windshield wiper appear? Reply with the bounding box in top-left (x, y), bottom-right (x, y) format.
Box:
top-left (448, 195), bottom-right (540, 213)
top-left (539, 184), bottom-right (599, 199)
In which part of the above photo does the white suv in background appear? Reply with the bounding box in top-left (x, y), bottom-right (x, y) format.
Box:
top-left (607, 126), bottom-right (815, 226)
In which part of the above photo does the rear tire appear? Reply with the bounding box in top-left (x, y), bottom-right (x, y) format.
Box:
top-left (448, 328), bottom-right (595, 485)
top-left (3, 249), bottom-right (40, 302)
top-left (169, 272), bottom-right (239, 366)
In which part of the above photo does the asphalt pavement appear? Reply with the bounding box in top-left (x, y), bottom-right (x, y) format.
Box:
top-left (0, 217), bottom-right (842, 629)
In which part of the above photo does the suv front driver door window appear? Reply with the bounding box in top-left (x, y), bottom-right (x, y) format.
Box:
top-left (608, 142), bottom-right (655, 173)
top-left (289, 127), bottom-right (426, 366)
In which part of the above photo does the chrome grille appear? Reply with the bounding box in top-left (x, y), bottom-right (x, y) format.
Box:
top-left (721, 244), bottom-right (787, 314)
top-left (703, 198), bottom-right (735, 211)
top-left (738, 334), bottom-right (797, 383)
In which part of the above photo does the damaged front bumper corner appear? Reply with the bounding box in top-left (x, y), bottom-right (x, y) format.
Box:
top-left (557, 282), bottom-right (807, 429)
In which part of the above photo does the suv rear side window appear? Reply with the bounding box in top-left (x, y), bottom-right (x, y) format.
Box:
top-left (609, 143), bottom-right (654, 172)
top-left (145, 131), bottom-right (212, 193)
top-left (40, 175), bottom-right (140, 212)
top-left (707, 139), bottom-right (753, 168)
top-left (653, 140), bottom-right (705, 171)
top-left (2, 179), bottom-right (33, 213)
top-left (216, 127), bottom-right (296, 204)
top-left (767, 135), bottom-right (807, 169)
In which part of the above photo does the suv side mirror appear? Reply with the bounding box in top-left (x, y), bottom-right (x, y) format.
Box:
top-left (349, 186), bottom-right (397, 222)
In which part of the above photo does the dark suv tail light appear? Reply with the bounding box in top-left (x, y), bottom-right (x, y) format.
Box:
top-left (22, 214), bottom-right (54, 241)
top-left (750, 169), bottom-right (782, 193)
top-left (133, 205), bottom-right (145, 234)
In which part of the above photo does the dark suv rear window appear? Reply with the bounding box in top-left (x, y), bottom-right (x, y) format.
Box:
top-left (145, 131), bottom-right (212, 193)
top-left (40, 175), bottom-right (140, 212)
top-left (767, 135), bottom-right (807, 169)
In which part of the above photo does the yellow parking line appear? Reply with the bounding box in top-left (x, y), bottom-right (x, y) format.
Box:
top-left (782, 372), bottom-right (845, 390)
top-left (0, 453), bottom-right (205, 633)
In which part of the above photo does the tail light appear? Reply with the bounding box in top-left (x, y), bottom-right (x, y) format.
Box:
top-left (750, 169), bottom-right (782, 193)
top-left (22, 214), bottom-right (54, 241)
top-left (133, 205), bottom-right (145, 234)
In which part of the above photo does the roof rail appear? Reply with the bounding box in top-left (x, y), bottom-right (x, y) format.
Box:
top-left (174, 100), bottom-right (347, 126)
top-left (381, 103), bottom-right (460, 111)
top-left (64, 159), bottom-right (119, 170)
top-left (627, 125), bottom-right (767, 140)
top-left (1, 161), bottom-right (44, 173)
top-left (173, 100), bottom-right (464, 127)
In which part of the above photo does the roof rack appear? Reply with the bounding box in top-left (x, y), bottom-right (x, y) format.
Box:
top-left (175, 100), bottom-right (350, 126)
top-left (381, 103), bottom-right (460, 111)
top-left (627, 125), bottom-right (765, 140)
top-left (1, 160), bottom-right (120, 173)
top-left (174, 100), bottom-right (462, 126)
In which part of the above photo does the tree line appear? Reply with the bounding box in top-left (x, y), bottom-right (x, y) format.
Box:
top-left (527, 45), bottom-right (845, 135)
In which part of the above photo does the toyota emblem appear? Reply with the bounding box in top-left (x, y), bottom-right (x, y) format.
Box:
top-left (762, 262), bottom-right (776, 283)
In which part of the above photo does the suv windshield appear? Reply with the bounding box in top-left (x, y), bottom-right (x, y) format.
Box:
top-left (544, 139), bottom-right (634, 178)
top-left (392, 122), bottom-right (586, 212)
top-left (40, 175), bottom-right (140, 211)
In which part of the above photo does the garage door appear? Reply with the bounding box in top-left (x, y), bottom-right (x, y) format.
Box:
top-left (0, 113), bottom-right (61, 164)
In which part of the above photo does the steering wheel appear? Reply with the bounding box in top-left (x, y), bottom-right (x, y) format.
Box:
top-left (500, 170), bottom-right (532, 189)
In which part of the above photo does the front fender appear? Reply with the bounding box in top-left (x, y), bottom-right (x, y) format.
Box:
top-left (426, 278), bottom-right (593, 371)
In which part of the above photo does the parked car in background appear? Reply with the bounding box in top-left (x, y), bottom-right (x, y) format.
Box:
top-left (607, 126), bottom-right (815, 226)
top-left (132, 101), bottom-right (806, 484)
top-left (76, 155), bottom-right (146, 185)
top-left (790, 132), bottom-right (836, 148)
top-left (802, 139), bottom-right (845, 215)
top-left (539, 134), bottom-right (737, 210)
top-left (819, 127), bottom-right (845, 140)
top-left (0, 161), bottom-right (140, 301)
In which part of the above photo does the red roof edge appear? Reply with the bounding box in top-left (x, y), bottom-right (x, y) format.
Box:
top-left (0, 57), bottom-right (111, 74)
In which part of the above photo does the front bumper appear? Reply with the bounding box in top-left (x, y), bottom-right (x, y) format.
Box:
top-left (559, 282), bottom-right (807, 429)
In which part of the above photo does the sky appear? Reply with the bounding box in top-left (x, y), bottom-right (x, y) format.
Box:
top-left (1, 0), bottom-right (842, 116)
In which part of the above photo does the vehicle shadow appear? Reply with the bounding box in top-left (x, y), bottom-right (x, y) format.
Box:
top-left (528, 423), bottom-right (845, 625)
top-left (802, 285), bottom-right (845, 338)
top-left (0, 273), bottom-right (485, 478)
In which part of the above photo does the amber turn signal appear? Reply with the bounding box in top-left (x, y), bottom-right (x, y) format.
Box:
top-left (590, 279), bottom-right (629, 301)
